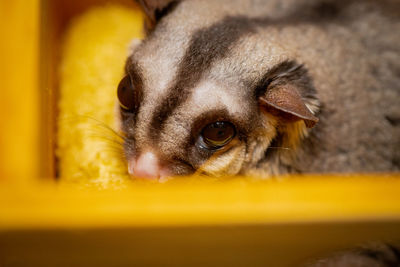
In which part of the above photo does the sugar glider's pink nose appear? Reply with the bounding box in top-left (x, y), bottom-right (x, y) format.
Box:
top-left (128, 152), bottom-right (160, 180)
top-left (128, 152), bottom-right (170, 180)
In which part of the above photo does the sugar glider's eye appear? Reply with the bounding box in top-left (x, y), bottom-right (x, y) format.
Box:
top-left (117, 75), bottom-right (136, 111)
top-left (200, 121), bottom-right (236, 150)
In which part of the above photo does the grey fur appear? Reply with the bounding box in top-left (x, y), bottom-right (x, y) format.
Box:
top-left (306, 243), bottom-right (400, 267)
top-left (120, 0), bottom-right (400, 177)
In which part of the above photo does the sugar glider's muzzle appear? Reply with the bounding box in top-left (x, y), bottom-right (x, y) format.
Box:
top-left (128, 151), bottom-right (171, 181)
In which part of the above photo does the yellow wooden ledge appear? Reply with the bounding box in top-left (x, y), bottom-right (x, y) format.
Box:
top-left (0, 0), bottom-right (40, 182)
top-left (1, 175), bottom-right (400, 229)
top-left (1, 175), bottom-right (400, 266)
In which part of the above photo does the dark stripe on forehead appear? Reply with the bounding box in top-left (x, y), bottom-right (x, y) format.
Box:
top-left (149, 16), bottom-right (260, 140)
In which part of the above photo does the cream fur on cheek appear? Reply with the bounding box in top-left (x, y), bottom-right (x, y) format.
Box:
top-left (198, 144), bottom-right (246, 176)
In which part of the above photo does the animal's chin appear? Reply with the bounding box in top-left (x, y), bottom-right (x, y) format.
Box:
top-left (128, 164), bottom-right (174, 182)
top-left (125, 143), bottom-right (249, 180)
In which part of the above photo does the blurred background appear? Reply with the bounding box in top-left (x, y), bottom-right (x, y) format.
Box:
top-left (0, 0), bottom-right (135, 183)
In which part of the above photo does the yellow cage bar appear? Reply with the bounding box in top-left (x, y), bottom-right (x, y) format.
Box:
top-left (0, 0), bottom-right (399, 266)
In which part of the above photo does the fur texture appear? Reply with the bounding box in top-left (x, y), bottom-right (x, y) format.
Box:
top-left (119, 0), bottom-right (400, 177)
top-left (306, 243), bottom-right (400, 267)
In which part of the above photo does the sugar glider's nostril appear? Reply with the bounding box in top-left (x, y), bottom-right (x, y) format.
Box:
top-left (129, 152), bottom-right (161, 180)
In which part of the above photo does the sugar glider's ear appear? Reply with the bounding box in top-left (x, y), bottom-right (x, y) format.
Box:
top-left (258, 62), bottom-right (319, 128)
top-left (135, 0), bottom-right (180, 29)
top-left (259, 84), bottom-right (318, 128)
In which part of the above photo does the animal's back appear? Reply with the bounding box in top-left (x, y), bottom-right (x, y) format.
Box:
top-left (200, 0), bottom-right (400, 173)
top-left (288, 0), bottom-right (400, 173)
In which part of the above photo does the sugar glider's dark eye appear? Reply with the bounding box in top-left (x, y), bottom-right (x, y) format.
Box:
top-left (117, 75), bottom-right (136, 111)
top-left (200, 121), bottom-right (236, 150)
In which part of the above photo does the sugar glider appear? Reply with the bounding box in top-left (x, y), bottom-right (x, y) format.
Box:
top-left (117, 0), bottom-right (400, 180)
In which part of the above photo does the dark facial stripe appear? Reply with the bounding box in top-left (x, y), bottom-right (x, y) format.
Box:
top-left (149, 16), bottom-right (261, 141)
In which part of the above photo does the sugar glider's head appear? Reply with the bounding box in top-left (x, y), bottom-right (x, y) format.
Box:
top-left (117, 0), bottom-right (320, 180)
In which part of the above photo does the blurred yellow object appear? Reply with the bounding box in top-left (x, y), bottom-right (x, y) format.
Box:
top-left (0, 0), bottom-right (40, 183)
top-left (1, 175), bottom-right (400, 229)
top-left (57, 4), bottom-right (143, 188)
top-left (1, 175), bottom-right (400, 266)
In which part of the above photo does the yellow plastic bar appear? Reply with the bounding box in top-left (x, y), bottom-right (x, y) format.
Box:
top-left (1, 175), bottom-right (400, 230)
top-left (0, 0), bottom-right (40, 182)
top-left (0, 175), bottom-right (399, 267)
